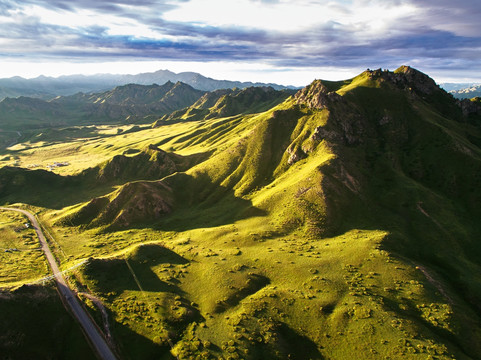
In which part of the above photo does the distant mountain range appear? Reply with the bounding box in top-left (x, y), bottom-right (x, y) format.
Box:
top-left (0, 81), bottom-right (294, 131)
top-left (449, 85), bottom-right (481, 99)
top-left (2, 66), bottom-right (481, 359)
top-left (0, 81), bottom-right (204, 129)
top-left (0, 70), bottom-right (297, 100)
top-left (440, 82), bottom-right (481, 99)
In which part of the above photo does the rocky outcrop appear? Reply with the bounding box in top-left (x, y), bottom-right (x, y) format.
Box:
top-left (286, 145), bottom-right (307, 165)
top-left (294, 80), bottom-right (342, 109)
top-left (60, 180), bottom-right (173, 229)
top-left (457, 97), bottom-right (481, 117)
top-left (364, 66), bottom-right (442, 97)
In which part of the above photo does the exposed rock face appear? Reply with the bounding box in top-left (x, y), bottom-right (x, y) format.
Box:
top-left (294, 66), bottom-right (465, 150)
top-left (311, 126), bottom-right (340, 142)
top-left (98, 181), bottom-right (173, 228)
top-left (286, 145), bottom-right (307, 165)
top-left (295, 66), bottom-right (444, 111)
top-left (294, 80), bottom-right (341, 109)
top-left (60, 180), bottom-right (173, 229)
top-left (394, 66), bottom-right (438, 94)
top-left (457, 98), bottom-right (481, 117)
top-left (365, 66), bottom-right (441, 96)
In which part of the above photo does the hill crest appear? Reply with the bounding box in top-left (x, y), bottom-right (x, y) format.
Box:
top-left (2, 65), bottom-right (481, 359)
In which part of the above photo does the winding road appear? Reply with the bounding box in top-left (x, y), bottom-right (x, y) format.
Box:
top-left (0, 207), bottom-right (117, 360)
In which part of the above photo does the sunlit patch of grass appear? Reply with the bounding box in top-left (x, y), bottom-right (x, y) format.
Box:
top-left (0, 210), bottom-right (49, 286)
top-left (2, 68), bottom-right (481, 358)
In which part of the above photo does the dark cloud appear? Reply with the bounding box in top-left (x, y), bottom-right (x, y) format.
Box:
top-left (0, 1), bottom-right (16, 15)
top-left (8, 0), bottom-right (180, 12)
top-left (0, 0), bottom-right (480, 81)
top-left (407, 0), bottom-right (481, 36)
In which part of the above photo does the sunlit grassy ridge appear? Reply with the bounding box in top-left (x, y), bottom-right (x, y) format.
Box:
top-left (1, 67), bottom-right (481, 359)
top-left (155, 86), bottom-right (293, 125)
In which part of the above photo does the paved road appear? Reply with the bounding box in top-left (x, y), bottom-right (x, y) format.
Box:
top-left (0, 207), bottom-right (117, 360)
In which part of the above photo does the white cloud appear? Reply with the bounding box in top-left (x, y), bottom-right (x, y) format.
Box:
top-left (0, 0), bottom-right (479, 83)
top-left (18, 5), bottom-right (100, 28)
top-left (163, 0), bottom-right (418, 38)
top-left (164, 0), bottom-right (337, 32)
top-left (4, 3), bottom-right (169, 40)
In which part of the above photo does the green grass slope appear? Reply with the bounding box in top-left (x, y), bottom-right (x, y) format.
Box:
top-left (0, 210), bottom-right (49, 287)
top-left (2, 66), bottom-right (481, 359)
top-left (59, 180), bottom-right (174, 230)
top-left (0, 144), bottom-right (207, 209)
top-left (80, 144), bottom-right (207, 184)
top-left (155, 86), bottom-right (293, 125)
top-left (0, 81), bottom-right (206, 130)
top-left (0, 285), bottom-right (96, 359)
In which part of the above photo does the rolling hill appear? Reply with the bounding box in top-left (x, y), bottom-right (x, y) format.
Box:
top-left (1, 66), bottom-right (481, 359)
top-left (155, 86), bottom-right (294, 125)
top-left (0, 81), bottom-right (205, 130)
top-left (0, 82), bottom-right (294, 132)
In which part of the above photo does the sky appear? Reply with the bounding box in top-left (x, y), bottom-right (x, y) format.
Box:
top-left (0, 0), bottom-right (480, 86)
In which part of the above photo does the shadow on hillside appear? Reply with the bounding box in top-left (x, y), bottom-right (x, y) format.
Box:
top-left (0, 166), bottom-right (267, 232)
top-left (0, 166), bottom-right (118, 209)
top-left (152, 172), bottom-right (268, 232)
top-left (130, 244), bottom-right (189, 265)
top-left (0, 148), bottom-right (213, 211)
top-left (0, 284), bottom-right (97, 359)
top-left (276, 322), bottom-right (324, 360)
top-left (155, 196), bottom-right (267, 233)
top-left (108, 318), bottom-right (324, 360)
top-left (79, 245), bottom-right (200, 359)
top-left (85, 258), bottom-right (178, 294)
top-left (0, 150), bottom-right (207, 210)
top-left (82, 172), bottom-right (268, 233)
top-left (83, 245), bottom-right (187, 295)
top-left (109, 321), bottom-right (176, 360)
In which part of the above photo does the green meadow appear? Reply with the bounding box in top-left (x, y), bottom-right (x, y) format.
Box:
top-left (0, 209), bottom-right (49, 287)
top-left (1, 67), bottom-right (481, 359)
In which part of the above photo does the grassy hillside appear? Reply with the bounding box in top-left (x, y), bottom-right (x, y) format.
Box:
top-left (155, 86), bottom-right (293, 125)
top-left (0, 284), bottom-right (96, 359)
top-left (1, 66), bottom-right (481, 359)
top-left (0, 82), bottom-right (205, 131)
top-left (0, 209), bottom-right (49, 286)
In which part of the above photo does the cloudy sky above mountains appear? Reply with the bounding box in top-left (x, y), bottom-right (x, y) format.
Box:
top-left (0, 0), bottom-right (480, 85)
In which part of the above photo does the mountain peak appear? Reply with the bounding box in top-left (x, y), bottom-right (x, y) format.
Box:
top-left (293, 65), bottom-right (441, 110)
top-left (294, 79), bottom-right (341, 109)
top-left (394, 65), bottom-right (439, 93)
top-left (362, 66), bottom-right (441, 96)
top-left (394, 64), bottom-right (417, 74)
